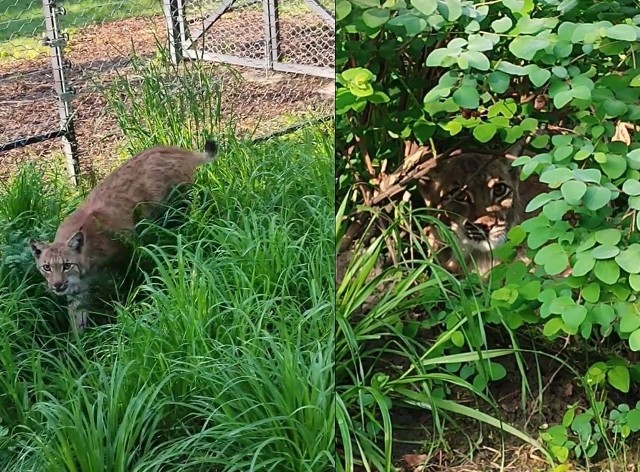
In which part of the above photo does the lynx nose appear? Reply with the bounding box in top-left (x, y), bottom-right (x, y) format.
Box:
top-left (53, 281), bottom-right (68, 293)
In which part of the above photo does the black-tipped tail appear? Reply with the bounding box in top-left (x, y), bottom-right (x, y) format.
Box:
top-left (204, 139), bottom-right (218, 161)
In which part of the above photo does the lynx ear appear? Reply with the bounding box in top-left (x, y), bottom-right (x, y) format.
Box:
top-left (29, 239), bottom-right (46, 259)
top-left (66, 231), bottom-right (85, 253)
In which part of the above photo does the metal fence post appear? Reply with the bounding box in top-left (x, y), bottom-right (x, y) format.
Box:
top-left (164, 0), bottom-right (186, 63)
top-left (263, 0), bottom-right (280, 71)
top-left (42, 0), bottom-right (79, 186)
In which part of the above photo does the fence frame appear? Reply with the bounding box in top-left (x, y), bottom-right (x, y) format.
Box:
top-left (164, 0), bottom-right (335, 79)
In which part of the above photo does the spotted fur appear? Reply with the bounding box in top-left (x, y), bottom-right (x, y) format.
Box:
top-left (30, 140), bottom-right (218, 330)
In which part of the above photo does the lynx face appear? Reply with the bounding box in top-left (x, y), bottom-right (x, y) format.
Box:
top-left (29, 232), bottom-right (86, 297)
top-left (418, 154), bottom-right (523, 273)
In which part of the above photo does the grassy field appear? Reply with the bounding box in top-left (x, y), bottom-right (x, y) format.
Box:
top-left (0, 0), bottom-right (160, 60)
top-left (0, 42), bottom-right (334, 468)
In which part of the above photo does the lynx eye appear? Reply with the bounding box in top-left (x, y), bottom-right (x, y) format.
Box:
top-left (446, 187), bottom-right (471, 204)
top-left (41, 264), bottom-right (51, 272)
top-left (62, 262), bottom-right (72, 271)
top-left (492, 182), bottom-right (511, 200)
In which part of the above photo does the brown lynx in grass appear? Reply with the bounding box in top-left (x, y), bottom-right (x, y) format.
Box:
top-left (29, 140), bottom-right (218, 331)
top-left (417, 152), bottom-right (545, 275)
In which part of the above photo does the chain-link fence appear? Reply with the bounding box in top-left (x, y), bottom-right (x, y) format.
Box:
top-left (0, 0), bottom-right (334, 181)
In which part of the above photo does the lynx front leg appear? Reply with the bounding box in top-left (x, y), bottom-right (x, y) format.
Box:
top-left (67, 294), bottom-right (90, 331)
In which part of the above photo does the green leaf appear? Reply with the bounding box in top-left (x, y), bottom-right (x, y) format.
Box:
top-left (591, 245), bottom-right (619, 260)
top-left (583, 186), bottom-right (611, 211)
top-left (554, 145), bottom-right (573, 162)
top-left (502, 0), bottom-right (525, 13)
top-left (630, 274), bottom-right (640, 291)
top-left (631, 75), bottom-right (640, 88)
top-left (624, 179), bottom-right (640, 196)
top-left (582, 282), bottom-right (600, 303)
top-left (388, 12), bottom-right (429, 35)
top-left (451, 330), bottom-right (465, 347)
top-left (615, 244), bottom-right (640, 274)
top-left (563, 304), bottom-right (587, 328)
top-left (561, 180), bottom-right (587, 204)
top-left (630, 329), bottom-right (640, 351)
top-left (508, 37), bottom-right (549, 60)
top-left (453, 85), bottom-right (480, 109)
top-left (473, 124), bottom-right (497, 143)
top-left (594, 260), bottom-right (620, 285)
top-left (627, 409), bottom-right (640, 432)
top-left (362, 8), bottom-right (390, 29)
top-left (426, 48), bottom-right (450, 67)
top-left (539, 168), bottom-right (574, 188)
top-left (606, 24), bottom-right (638, 42)
top-left (462, 51), bottom-right (490, 71)
top-left (595, 228), bottom-right (621, 246)
top-left (492, 16), bottom-right (513, 33)
top-left (518, 280), bottom-right (540, 300)
top-left (571, 85), bottom-right (591, 101)
top-left (554, 41), bottom-right (573, 58)
top-left (487, 361), bottom-right (507, 381)
top-left (342, 67), bottom-right (375, 82)
top-left (552, 65), bottom-right (569, 78)
top-left (336, 0), bottom-right (352, 20)
top-left (608, 366), bottom-right (630, 393)
top-left (601, 155), bottom-right (628, 179)
top-left (468, 35), bottom-right (494, 52)
top-left (497, 62), bottom-right (527, 76)
top-left (553, 90), bottom-right (574, 108)
top-left (628, 149), bottom-right (640, 170)
top-left (605, 100), bottom-right (629, 117)
top-left (529, 68), bottom-right (551, 87)
top-left (438, 0), bottom-right (462, 21)
top-left (542, 200), bottom-right (569, 221)
top-left (571, 255), bottom-right (596, 277)
top-left (525, 191), bottom-right (558, 212)
top-left (411, 0), bottom-right (437, 15)
top-left (620, 307), bottom-right (640, 332)
top-left (534, 243), bottom-right (568, 276)
top-left (487, 71), bottom-right (510, 93)
top-left (572, 168), bottom-right (601, 184)
top-left (543, 317), bottom-right (564, 337)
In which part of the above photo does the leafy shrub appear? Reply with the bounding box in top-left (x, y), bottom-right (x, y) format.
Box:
top-left (337, 0), bottom-right (640, 468)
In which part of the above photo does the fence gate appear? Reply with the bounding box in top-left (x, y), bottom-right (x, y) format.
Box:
top-left (165, 0), bottom-right (335, 79)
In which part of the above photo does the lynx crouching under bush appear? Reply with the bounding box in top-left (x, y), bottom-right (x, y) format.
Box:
top-left (29, 140), bottom-right (218, 330)
top-left (417, 153), bottom-right (543, 275)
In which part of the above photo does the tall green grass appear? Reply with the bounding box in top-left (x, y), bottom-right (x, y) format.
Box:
top-left (335, 194), bottom-right (550, 471)
top-left (0, 53), bottom-right (334, 470)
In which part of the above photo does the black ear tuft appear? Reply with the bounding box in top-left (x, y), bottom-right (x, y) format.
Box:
top-left (67, 231), bottom-right (85, 253)
top-left (29, 239), bottom-right (43, 259)
top-left (204, 139), bottom-right (218, 160)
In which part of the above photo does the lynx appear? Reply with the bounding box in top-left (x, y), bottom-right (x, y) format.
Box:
top-left (416, 152), bottom-right (543, 275)
top-left (29, 140), bottom-right (218, 330)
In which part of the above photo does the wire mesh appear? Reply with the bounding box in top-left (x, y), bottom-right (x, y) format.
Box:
top-left (183, 0), bottom-right (334, 137)
top-left (0, 0), bottom-right (334, 180)
top-left (0, 0), bottom-right (65, 176)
